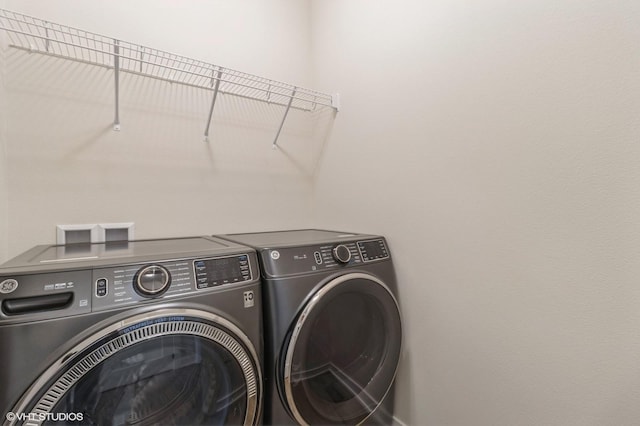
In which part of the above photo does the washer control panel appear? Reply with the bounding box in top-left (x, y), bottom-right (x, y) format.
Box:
top-left (262, 238), bottom-right (390, 277)
top-left (92, 253), bottom-right (254, 311)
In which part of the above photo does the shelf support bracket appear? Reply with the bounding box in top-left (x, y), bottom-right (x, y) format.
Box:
top-left (273, 87), bottom-right (296, 149)
top-left (203, 68), bottom-right (223, 142)
top-left (113, 39), bottom-right (121, 131)
top-left (138, 46), bottom-right (144, 73)
top-left (331, 93), bottom-right (341, 111)
top-left (44, 21), bottom-right (50, 52)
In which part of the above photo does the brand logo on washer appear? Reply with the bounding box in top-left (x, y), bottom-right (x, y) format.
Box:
top-left (270, 250), bottom-right (280, 260)
top-left (0, 279), bottom-right (19, 294)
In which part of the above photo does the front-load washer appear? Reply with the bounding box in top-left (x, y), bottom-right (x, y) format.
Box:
top-left (0, 236), bottom-right (263, 426)
top-left (218, 230), bottom-right (402, 425)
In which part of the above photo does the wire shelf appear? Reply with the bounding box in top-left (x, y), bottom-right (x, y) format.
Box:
top-left (0, 8), bottom-right (338, 143)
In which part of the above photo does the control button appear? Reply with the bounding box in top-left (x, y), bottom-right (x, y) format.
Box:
top-left (134, 265), bottom-right (171, 297)
top-left (314, 251), bottom-right (323, 265)
top-left (96, 278), bottom-right (108, 297)
top-left (332, 244), bottom-right (352, 264)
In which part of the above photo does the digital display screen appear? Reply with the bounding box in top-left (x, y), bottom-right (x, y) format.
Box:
top-left (194, 255), bottom-right (250, 288)
top-left (358, 240), bottom-right (388, 261)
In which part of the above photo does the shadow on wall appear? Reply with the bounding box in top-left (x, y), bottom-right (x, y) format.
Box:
top-left (5, 48), bottom-right (336, 180)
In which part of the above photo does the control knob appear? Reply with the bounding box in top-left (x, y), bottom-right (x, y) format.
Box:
top-left (134, 265), bottom-right (171, 297)
top-left (332, 244), bottom-right (352, 264)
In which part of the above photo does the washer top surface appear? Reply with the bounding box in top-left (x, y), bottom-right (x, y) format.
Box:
top-left (0, 236), bottom-right (250, 274)
top-left (220, 229), bottom-right (376, 248)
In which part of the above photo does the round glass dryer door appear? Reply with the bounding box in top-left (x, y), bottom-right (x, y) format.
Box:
top-left (11, 309), bottom-right (262, 426)
top-left (281, 272), bottom-right (402, 425)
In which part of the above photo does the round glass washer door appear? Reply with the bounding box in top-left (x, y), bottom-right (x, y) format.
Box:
top-left (281, 272), bottom-right (402, 425)
top-left (11, 308), bottom-right (262, 426)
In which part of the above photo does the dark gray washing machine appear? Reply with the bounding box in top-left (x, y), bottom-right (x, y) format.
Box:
top-left (218, 230), bottom-right (402, 426)
top-left (0, 236), bottom-right (263, 426)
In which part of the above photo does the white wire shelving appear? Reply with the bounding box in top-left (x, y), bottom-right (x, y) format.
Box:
top-left (0, 8), bottom-right (339, 145)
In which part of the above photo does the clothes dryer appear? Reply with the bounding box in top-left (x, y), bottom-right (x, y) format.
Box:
top-left (0, 236), bottom-right (263, 425)
top-left (219, 230), bottom-right (402, 425)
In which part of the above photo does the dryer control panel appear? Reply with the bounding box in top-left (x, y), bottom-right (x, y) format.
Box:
top-left (261, 238), bottom-right (390, 278)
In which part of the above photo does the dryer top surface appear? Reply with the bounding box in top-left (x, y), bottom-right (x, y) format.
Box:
top-left (220, 229), bottom-right (377, 249)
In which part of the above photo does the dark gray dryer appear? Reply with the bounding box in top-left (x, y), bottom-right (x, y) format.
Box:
top-left (219, 230), bottom-right (402, 425)
top-left (0, 236), bottom-right (263, 425)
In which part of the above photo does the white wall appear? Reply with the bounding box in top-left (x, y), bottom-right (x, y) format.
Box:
top-left (1, 0), bottom-right (326, 260)
top-left (5, 1), bottom-right (640, 425)
top-left (5, 0), bottom-right (314, 85)
top-left (0, 0), bottom-right (8, 263)
top-left (0, 100), bottom-right (5, 263)
top-left (311, 1), bottom-right (640, 425)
